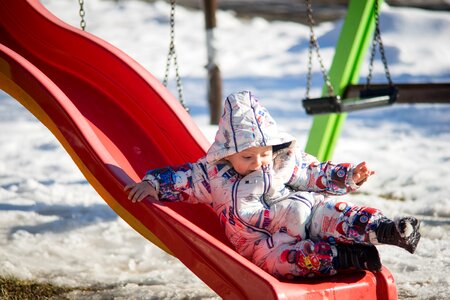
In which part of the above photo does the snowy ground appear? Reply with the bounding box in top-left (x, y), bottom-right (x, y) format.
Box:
top-left (1, 0), bottom-right (449, 299)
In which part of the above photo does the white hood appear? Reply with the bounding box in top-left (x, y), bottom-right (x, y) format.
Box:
top-left (206, 91), bottom-right (296, 163)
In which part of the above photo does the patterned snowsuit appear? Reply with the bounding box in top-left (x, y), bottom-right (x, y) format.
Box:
top-left (144, 91), bottom-right (385, 279)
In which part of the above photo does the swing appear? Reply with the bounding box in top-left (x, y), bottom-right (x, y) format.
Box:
top-left (302, 0), bottom-right (397, 115)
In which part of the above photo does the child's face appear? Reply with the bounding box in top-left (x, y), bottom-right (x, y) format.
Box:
top-left (226, 146), bottom-right (273, 176)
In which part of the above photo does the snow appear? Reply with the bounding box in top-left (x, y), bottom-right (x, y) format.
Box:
top-left (1, 0), bottom-right (449, 299)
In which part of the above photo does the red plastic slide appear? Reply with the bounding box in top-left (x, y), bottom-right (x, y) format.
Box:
top-left (0, 0), bottom-right (397, 298)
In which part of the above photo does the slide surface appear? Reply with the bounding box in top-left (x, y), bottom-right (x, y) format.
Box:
top-left (0, 1), bottom-right (397, 299)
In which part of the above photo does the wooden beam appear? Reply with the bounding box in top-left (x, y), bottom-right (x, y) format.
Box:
top-left (203, 0), bottom-right (222, 125)
top-left (345, 83), bottom-right (450, 104)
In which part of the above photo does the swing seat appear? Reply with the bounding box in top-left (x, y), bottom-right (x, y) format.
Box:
top-left (302, 86), bottom-right (398, 115)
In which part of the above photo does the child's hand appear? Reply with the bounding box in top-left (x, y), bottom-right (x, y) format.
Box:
top-left (124, 181), bottom-right (158, 203)
top-left (353, 162), bottom-right (375, 185)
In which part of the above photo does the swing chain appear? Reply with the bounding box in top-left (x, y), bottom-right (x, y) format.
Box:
top-left (163, 0), bottom-right (188, 111)
top-left (305, 0), bottom-right (336, 99)
top-left (78, 0), bottom-right (86, 31)
top-left (365, 0), bottom-right (394, 88)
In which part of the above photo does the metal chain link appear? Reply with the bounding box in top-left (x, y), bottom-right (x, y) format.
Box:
top-left (365, 0), bottom-right (394, 88)
top-left (163, 0), bottom-right (188, 110)
top-left (78, 0), bottom-right (86, 31)
top-left (305, 0), bottom-right (335, 99)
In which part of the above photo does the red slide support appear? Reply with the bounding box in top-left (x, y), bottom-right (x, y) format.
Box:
top-left (0, 0), bottom-right (397, 299)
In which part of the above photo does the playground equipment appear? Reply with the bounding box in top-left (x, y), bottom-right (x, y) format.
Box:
top-left (303, 0), bottom-right (450, 161)
top-left (0, 0), bottom-right (398, 298)
top-left (302, 0), bottom-right (397, 116)
top-left (78, 0), bottom-right (87, 31)
top-left (162, 0), bottom-right (187, 111)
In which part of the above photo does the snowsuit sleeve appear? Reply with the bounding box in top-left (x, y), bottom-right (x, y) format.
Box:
top-left (287, 150), bottom-right (360, 195)
top-left (142, 156), bottom-right (212, 204)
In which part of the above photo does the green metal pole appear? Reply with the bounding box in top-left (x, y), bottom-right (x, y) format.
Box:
top-left (304, 0), bottom-right (382, 161)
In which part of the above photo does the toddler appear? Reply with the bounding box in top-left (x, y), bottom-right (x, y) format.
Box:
top-left (125, 91), bottom-right (420, 279)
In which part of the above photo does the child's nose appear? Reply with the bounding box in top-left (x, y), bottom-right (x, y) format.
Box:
top-left (251, 156), bottom-right (262, 169)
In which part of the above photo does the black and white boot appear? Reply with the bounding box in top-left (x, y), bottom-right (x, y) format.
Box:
top-left (375, 216), bottom-right (421, 254)
top-left (335, 244), bottom-right (382, 272)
